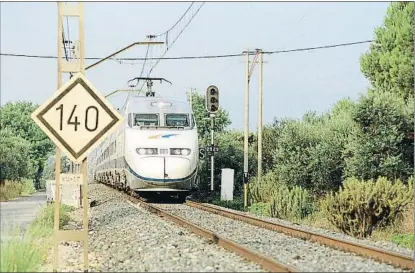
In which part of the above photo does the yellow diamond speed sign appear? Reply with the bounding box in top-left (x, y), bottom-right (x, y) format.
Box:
top-left (31, 73), bottom-right (124, 163)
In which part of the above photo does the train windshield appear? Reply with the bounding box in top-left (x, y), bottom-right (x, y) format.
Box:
top-left (165, 114), bottom-right (189, 127)
top-left (133, 114), bottom-right (159, 126)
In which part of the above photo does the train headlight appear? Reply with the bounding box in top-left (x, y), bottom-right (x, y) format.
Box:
top-left (170, 148), bottom-right (191, 156)
top-left (136, 148), bottom-right (158, 155)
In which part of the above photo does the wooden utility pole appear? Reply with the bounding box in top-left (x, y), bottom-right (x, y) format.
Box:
top-left (257, 50), bottom-right (263, 184)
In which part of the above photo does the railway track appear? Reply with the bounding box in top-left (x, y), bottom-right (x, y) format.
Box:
top-left (102, 184), bottom-right (412, 272)
top-left (126, 193), bottom-right (298, 272)
top-left (184, 200), bottom-right (414, 271)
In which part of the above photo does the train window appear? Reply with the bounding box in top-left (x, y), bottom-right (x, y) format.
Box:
top-left (133, 114), bottom-right (159, 126)
top-left (165, 114), bottom-right (189, 127)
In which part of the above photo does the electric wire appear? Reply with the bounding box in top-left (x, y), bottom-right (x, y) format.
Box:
top-left (137, 2), bottom-right (206, 92)
top-left (154, 2), bottom-right (195, 38)
top-left (0, 40), bottom-right (374, 61)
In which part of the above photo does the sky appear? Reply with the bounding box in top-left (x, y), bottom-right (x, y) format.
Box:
top-left (1, 1), bottom-right (390, 131)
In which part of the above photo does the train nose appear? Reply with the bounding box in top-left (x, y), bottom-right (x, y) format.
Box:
top-left (135, 157), bottom-right (191, 180)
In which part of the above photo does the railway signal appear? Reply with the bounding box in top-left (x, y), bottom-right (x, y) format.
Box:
top-left (31, 72), bottom-right (124, 164)
top-left (206, 85), bottom-right (219, 113)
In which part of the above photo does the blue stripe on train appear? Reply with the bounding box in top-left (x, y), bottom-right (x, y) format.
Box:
top-left (124, 158), bottom-right (197, 183)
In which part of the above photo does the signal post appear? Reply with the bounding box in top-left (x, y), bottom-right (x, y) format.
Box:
top-left (205, 85), bottom-right (220, 191)
top-left (30, 3), bottom-right (124, 272)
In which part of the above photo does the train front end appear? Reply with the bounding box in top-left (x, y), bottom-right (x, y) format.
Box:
top-left (124, 99), bottom-right (199, 200)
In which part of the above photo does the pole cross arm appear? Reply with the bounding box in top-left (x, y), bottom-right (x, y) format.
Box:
top-left (85, 41), bottom-right (164, 71)
top-left (105, 89), bottom-right (144, 98)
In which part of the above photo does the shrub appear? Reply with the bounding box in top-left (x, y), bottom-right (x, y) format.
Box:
top-left (212, 198), bottom-right (244, 211)
top-left (30, 204), bottom-right (74, 236)
top-left (0, 129), bottom-right (33, 183)
top-left (392, 234), bottom-right (414, 250)
top-left (249, 171), bottom-right (280, 204)
top-left (248, 202), bottom-right (271, 217)
top-left (322, 176), bottom-right (413, 238)
top-left (343, 91), bottom-right (414, 182)
top-left (268, 185), bottom-right (315, 221)
top-left (0, 180), bottom-right (36, 202)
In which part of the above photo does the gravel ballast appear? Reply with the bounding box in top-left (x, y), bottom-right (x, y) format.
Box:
top-left (44, 183), bottom-right (265, 272)
top-left (205, 202), bottom-right (414, 257)
top-left (154, 203), bottom-right (411, 272)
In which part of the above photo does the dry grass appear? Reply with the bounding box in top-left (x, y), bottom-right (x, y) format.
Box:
top-left (370, 202), bottom-right (414, 249)
top-left (0, 180), bottom-right (36, 202)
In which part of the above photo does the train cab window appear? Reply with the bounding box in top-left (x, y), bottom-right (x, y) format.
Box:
top-left (133, 114), bottom-right (159, 126)
top-left (165, 114), bottom-right (189, 127)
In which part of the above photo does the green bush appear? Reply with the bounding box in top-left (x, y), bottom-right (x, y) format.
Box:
top-left (249, 171), bottom-right (280, 204)
top-left (0, 180), bottom-right (35, 202)
top-left (28, 203), bottom-right (74, 238)
top-left (322, 176), bottom-right (414, 238)
top-left (0, 129), bottom-right (33, 182)
top-left (212, 198), bottom-right (244, 211)
top-left (248, 202), bottom-right (270, 217)
top-left (268, 185), bottom-right (315, 221)
top-left (392, 234), bottom-right (414, 250)
top-left (272, 104), bottom-right (357, 195)
top-left (343, 91), bottom-right (414, 182)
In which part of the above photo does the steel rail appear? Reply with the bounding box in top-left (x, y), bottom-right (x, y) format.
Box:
top-left (186, 200), bottom-right (414, 270)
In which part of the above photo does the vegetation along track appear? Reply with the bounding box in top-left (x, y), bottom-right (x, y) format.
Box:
top-left (151, 201), bottom-right (413, 272)
top-left (124, 194), bottom-right (298, 272)
top-left (185, 200), bottom-right (414, 271)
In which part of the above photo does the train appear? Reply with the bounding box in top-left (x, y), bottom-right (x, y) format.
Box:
top-left (87, 94), bottom-right (199, 202)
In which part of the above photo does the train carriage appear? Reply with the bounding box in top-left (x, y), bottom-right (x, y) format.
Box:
top-left (88, 96), bottom-right (199, 202)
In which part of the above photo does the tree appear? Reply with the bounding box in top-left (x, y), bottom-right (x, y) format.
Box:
top-left (343, 91), bottom-right (414, 181)
top-left (198, 130), bottom-right (258, 195)
top-left (188, 92), bottom-right (231, 139)
top-left (360, 2), bottom-right (414, 100)
top-left (0, 129), bottom-right (32, 183)
top-left (272, 102), bottom-right (358, 195)
top-left (0, 101), bottom-right (54, 188)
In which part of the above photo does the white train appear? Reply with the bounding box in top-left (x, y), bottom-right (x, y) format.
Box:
top-left (88, 95), bottom-right (199, 201)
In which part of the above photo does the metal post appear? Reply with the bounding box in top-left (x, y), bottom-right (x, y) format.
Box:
top-left (257, 49), bottom-right (263, 184)
top-left (78, 3), bottom-right (89, 271)
top-left (53, 4), bottom-right (63, 271)
top-left (243, 50), bottom-right (249, 209)
top-left (210, 114), bottom-right (214, 191)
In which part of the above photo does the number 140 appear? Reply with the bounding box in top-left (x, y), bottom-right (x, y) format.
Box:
top-left (55, 104), bottom-right (99, 132)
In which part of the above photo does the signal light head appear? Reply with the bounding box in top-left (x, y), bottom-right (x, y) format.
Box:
top-left (206, 85), bottom-right (219, 113)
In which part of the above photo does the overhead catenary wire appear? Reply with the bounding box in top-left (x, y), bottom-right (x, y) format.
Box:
top-left (61, 23), bottom-right (73, 78)
top-left (153, 2), bottom-right (195, 38)
top-left (136, 2), bottom-right (206, 92)
top-left (0, 40), bottom-right (374, 61)
top-left (122, 44), bottom-right (151, 108)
